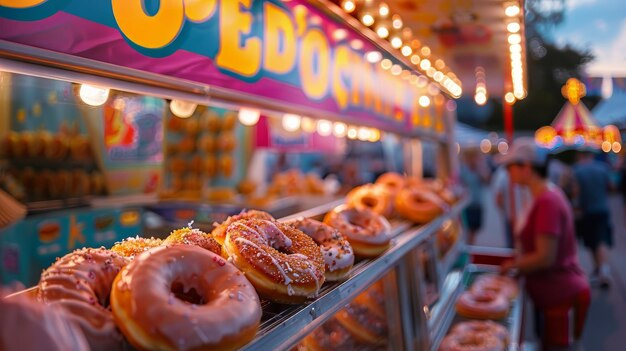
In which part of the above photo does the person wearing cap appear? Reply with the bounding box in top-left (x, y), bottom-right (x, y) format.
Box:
top-left (498, 137), bottom-right (590, 351)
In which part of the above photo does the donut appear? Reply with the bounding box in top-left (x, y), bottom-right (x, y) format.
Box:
top-left (163, 227), bottom-right (222, 255)
top-left (219, 154), bottom-right (234, 178)
top-left (346, 184), bottom-right (393, 218)
top-left (111, 236), bottom-right (163, 259)
top-left (188, 155), bottom-right (203, 174)
top-left (206, 187), bottom-right (236, 202)
top-left (286, 218), bottom-right (354, 281)
top-left (217, 131), bottom-right (236, 151)
top-left (169, 157), bottom-right (187, 174)
top-left (184, 118), bottom-right (199, 136)
top-left (45, 133), bottom-right (69, 160)
top-left (335, 292), bottom-right (388, 345)
top-left (211, 209), bottom-right (275, 246)
top-left (301, 318), bottom-right (380, 351)
top-left (324, 205), bottom-right (391, 258)
top-left (177, 138), bottom-right (196, 154)
top-left (470, 274), bottom-right (518, 301)
top-left (37, 248), bottom-right (129, 351)
top-left (395, 187), bottom-right (446, 223)
top-left (237, 179), bottom-right (257, 196)
top-left (202, 110), bottom-right (221, 132)
top-left (439, 331), bottom-right (504, 351)
top-left (222, 111), bottom-right (238, 131)
top-left (223, 218), bottom-right (325, 303)
top-left (449, 320), bottom-right (509, 344)
top-left (455, 289), bottom-right (510, 320)
top-left (1, 293), bottom-right (89, 351)
top-left (199, 134), bottom-right (216, 153)
top-left (375, 172), bottom-right (405, 195)
top-left (167, 115), bottom-right (184, 132)
top-left (111, 245), bottom-right (262, 351)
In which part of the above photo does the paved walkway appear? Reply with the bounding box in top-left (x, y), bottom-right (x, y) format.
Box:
top-left (475, 187), bottom-right (626, 351)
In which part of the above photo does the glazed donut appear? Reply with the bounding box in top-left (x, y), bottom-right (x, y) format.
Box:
top-left (355, 281), bottom-right (386, 319)
top-left (286, 218), bottom-right (354, 281)
top-left (163, 227), bottom-right (222, 255)
top-left (324, 205), bottom-right (391, 258)
top-left (217, 131), bottom-right (236, 151)
top-left (1, 293), bottom-right (89, 351)
top-left (455, 290), bottom-right (510, 320)
top-left (199, 134), bottom-right (216, 153)
top-left (211, 209), bottom-right (275, 246)
top-left (375, 172), bottom-right (405, 195)
top-left (111, 245), bottom-right (262, 351)
top-left (222, 111), bottom-right (238, 131)
top-left (439, 331), bottom-right (504, 351)
top-left (37, 248), bottom-right (129, 351)
top-left (219, 154), bottom-right (234, 178)
top-left (237, 179), bottom-right (257, 196)
top-left (203, 154), bottom-right (217, 177)
top-left (223, 218), bottom-right (325, 303)
top-left (471, 274), bottom-right (519, 301)
top-left (395, 187), bottom-right (446, 223)
top-left (346, 184), bottom-right (393, 218)
top-left (111, 236), bottom-right (163, 259)
top-left (335, 298), bottom-right (388, 345)
top-left (449, 320), bottom-right (509, 344)
top-left (301, 318), bottom-right (380, 351)
top-left (202, 110), bottom-right (222, 132)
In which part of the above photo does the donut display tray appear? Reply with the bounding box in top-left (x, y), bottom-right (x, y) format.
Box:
top-left (430, 264), bottom-right (524, 351)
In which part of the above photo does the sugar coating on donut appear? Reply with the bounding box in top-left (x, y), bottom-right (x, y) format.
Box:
top-left (286, 218), bottom-right (354, 275)
top-left (111, 236), bottom-right (163, 259)
top-left (211, 209), bottom-right (275, 245)
top-left (37, 247), bottom-right (129, 351)
top-left (163, 227), bottom-right (221, 255)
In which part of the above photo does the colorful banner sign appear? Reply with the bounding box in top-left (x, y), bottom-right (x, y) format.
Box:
top-left (0, 0), bottom-right (435, 135)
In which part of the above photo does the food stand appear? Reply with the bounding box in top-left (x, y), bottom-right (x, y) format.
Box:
top-left (1, 0), bottom-right (526, 350)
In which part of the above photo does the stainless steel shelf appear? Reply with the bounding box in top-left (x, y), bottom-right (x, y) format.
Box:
top-left (240, 199), bottom-right (469, 351)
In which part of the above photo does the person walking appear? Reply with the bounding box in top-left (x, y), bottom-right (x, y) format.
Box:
top-left (572, 149), bottom-right (614, 288)
top-left (498, 138), bottom-right (590, 351)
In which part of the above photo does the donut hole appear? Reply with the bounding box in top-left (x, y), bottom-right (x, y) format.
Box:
top-left (171, 280), bottom-right (206, 305)
top-left (361, 196), bottom-right (379, 209)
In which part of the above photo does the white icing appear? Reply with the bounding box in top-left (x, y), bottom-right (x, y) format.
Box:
top-left (234, 237), bottom-right (292, 285)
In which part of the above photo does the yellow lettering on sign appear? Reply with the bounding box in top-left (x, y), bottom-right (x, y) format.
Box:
top-left (184, 0), bottom-right (217, 22)
top-left (263, 2), bottom-right (296, 75)
top-left (349, 53), bottom-right (362, 107)
top-left (216, 0), bottom-right (261, 77)
top-left (0, 0), bottom-right (46, 7)
top-left (112, 0), bottom-right (184, 49)
top-left (332, 45), bottom-right (351, 110)
top-left (300, 28), bottom-right (330, 99)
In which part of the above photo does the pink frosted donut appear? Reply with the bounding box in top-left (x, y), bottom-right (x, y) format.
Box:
top-left (37, 247), bottom-right (129, 351)
top-left (286, 218), bottom-right (354, 281)
top-left (324, 205), bottom-right (392, 258)
top-left (450, 320), bottom-right (509, 343)
top-left (471, 274), bottom-right (519, 300)
top-left (111, 245), bottom-right (262, 351)
top-left (455, 290), bottom-right (510, 320)
top-left (1, 293), bottom-right (89, 351)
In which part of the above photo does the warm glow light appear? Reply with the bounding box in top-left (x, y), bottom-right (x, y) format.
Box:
top-left (505, 92), bottom-right (516, 104)
top-left (333, 122), bottom-right (347, 137)
top-left (390, 36), bottom-right (403, 49)
top-left (613, 142), bottom-right (622, 153)
top-left (435, 59), bottom-right (445, 70)
top-left (419, 96), bottom-right (431, 107)
top-left (507, 22), bottom-right (521, 33)
top-left (361, 13), bottom-right (375, 26)
top-left (350, 39), bottom-right (363, 50)
top-left (366, 51), bottom-right (383, 63)
top-left (510, 44), bottom-right (522, 53)
top-left (392, 14), bottom-right (402, 29)
top-left (282, 113), bottom-right (301, 132)
top-left (347, 127), bottom-right (358, 139)
top-left (419, 59), bottom-right (431, 70)
top-left (420, 46), bottom-right (431, 56)
top-left (391, 64), bottom-right (402, 76)
top-left (376, 26), bottom-right (389, 38)
top-left (332, 29), bottom-right (348, 41)
top-left (301, 117), bottom-right (316, 133)
top-left (480, 139), bottom-right (492, 153)
top-left (514, 89), bottom-right (525, 99)
top-left (498, 141), bottom-right (509, 154)
top-left (238, 108), bottom-right (260, 126)
top-left (369, 129), bottom-right (381, 142)
top-left (433, 71), bottom-right (444, 82)
top-left (401, 45), bottom-right (412, 56)
top-left (508, 34), bottom-right (522, 45)
top-left (602, 141), bottom-right (611, 153)
top-left (357, 127), bottom-right (371, 141)
top-left (379, 3), bottom-right (389, 17)
top-left (317, 119), bottom-right (332, 136)
top-left (505, 5), bottom-right (520, 17)
top-left (341, 0), bottom-right (356, 13)
top-left (474, 92), bottom-right (487, 105)
top-left (511, 52), bottom-right (522, 61)
top-left (79, 84), bottom-right (110, 107)
top-left (410, 54), bottom-right (420, 65)
top-left (381, 58), bottom-right (393, 70)
top-left (169, 99), bottom-right (197, 118)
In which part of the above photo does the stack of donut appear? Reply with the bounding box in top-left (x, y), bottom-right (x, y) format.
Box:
top-left (439, 320), bottom-right (509, 351)
top-left (455, 274), bottom-right (518, 320)
top-left (334, 282), bottom-right (389, 346)
top-left (345, 172), bottom-right (456, 225)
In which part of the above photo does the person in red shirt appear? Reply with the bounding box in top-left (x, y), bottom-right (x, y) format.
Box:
top-left (499, 138), bottom-right (590, 351)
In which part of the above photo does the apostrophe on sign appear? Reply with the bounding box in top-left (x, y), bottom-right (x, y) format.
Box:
top-left (16, 108), bottom-right (26, 123)
top-left (48, 91), bottom-right (58, 105)
top-left (33, 103), bottom-right (42, 117)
